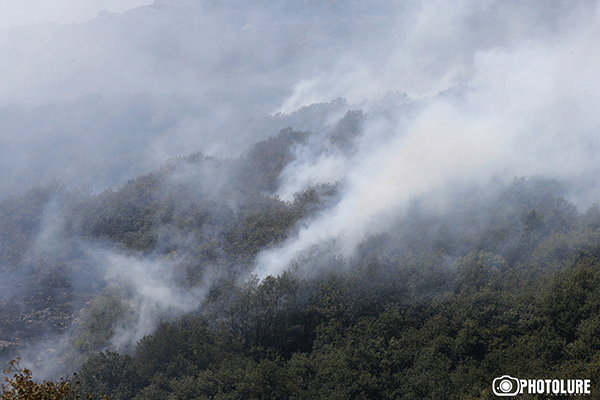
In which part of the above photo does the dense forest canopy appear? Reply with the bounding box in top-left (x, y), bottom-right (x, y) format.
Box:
top-left (2, 0), bottom-right (600, 399)
top-left (2, 121), bottom-right (600, 398)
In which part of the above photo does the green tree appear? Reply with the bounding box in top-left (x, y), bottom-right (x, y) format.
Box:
top-left (76, 351), bottom-right (138, 400)
top-left (1, 357), bottom-right (103, 400)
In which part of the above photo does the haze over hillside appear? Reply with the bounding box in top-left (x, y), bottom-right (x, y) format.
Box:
top-left (0, 0), bottom-right (154, 29)
top-left (2, 0), bottom-right (600, 394)
top-left (2, 0), bottom-right (598, 200)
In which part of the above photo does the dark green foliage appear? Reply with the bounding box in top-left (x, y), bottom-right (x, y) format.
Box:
top-left (0, 185), bottom-right (64, 269)
top-left (68, 128), bottom-right (322, 269)
top-left (70, 289), bottom-right (135, 360)
top-left (238, 128), bottom-right (309, 193)
top-left (76, 351), bottom-right (138, 400)
top-left (4, 123), bottom-right (600, 399)
top-left (73, 246), bottom-right (600, 399)
top-left (327, 110), bottom-right (364, 151)
top-left (223, 195), bottom-right (301, 259)
top-left (77, 174), bottom-right (162, 250)
top-left (134, 316), bottom-right (231, 383)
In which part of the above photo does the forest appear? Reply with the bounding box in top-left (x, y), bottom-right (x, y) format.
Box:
top-left (2, 111), bottom-right (600, 399)
top-left (2, 0), bottom-right (600, 398)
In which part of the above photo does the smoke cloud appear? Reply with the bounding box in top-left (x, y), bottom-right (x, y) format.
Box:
top-left (2, 0), bottom-right (600, 378)
top-left (0, 1), bottom-right (153, 29)
top-left (96, 250), bottom-right (208, 349)
top-left (254, 0), bottom-right (600, 277)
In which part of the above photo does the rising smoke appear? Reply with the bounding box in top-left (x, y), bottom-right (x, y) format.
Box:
top-left (1, 0), bottom-right (600, 378)
top-left (254, 0), bottom-right (600, 277)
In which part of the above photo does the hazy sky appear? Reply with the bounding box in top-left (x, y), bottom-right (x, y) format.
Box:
top-left (0, 0), bottom-right (153, 29)
top-left (2, 0), bottom-right (599, 204)
top-left (253, 0), bottom-right (600, 277)
top-left (3, 0), bottom-right (600, 370)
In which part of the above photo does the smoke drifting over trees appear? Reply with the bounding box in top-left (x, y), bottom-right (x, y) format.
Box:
top-left (2, 0), bottom-right (600, 397)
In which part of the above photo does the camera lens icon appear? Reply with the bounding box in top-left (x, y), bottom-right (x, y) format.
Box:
top-left (492, 376), bottom-right (520, 396)
top-left (499, 380), bottom-right (513, 392)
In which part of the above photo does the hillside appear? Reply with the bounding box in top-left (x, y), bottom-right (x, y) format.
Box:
top-left (2, 0), bottom-right (600, 398)
top-left (2, 116), bottom-right (600, 398)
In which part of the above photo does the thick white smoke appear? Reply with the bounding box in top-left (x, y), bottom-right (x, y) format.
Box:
top-left (3, 0), bottom-right (600, 374)
top-left (97, 250), bottom-right (208, 349)
top-left (254, 0), bottom-right (600, 277)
